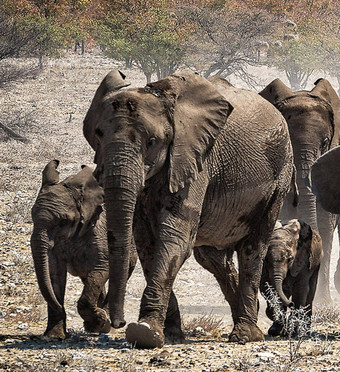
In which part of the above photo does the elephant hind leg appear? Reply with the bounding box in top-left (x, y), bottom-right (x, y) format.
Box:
top-left (194, 245), bottom-right (239, 323)
top-left (164, 291), bottom-right (185, 344)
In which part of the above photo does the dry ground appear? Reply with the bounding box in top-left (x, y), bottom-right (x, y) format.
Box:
top-left (0, 51), bottom-right (340, 371)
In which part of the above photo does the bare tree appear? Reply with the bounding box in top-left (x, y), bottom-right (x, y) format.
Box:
top-left (176, 5), bottom-right (280, 87)
top-left (0, 11), bottom-right (42, 85)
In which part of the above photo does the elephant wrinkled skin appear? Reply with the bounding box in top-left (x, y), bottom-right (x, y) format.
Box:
top-left (30, 160), bottom-right (137, 339)
top-left (261, 219), bottom-right (322, 336)
top-left (260, 78), bottom-right (340, 303)
top-left (83, 70), bottom-right (294, 348)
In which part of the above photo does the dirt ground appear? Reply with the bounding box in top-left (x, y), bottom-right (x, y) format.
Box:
top-left (0, 51), bottom-right (340, 371)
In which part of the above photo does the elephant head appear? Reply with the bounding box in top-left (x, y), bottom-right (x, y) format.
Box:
top-left (30, 160), bottom-right (104, 312)
top-left (260, 78), bottom-right (340, 230)
top-left (83, 70), bottom-right (233, 328)
top-left (309, 145), bottom-right (340, 214)
top-left (83, 70), bottom-right (130, 184)
top-left (265, 219), bottom-right (322, 307)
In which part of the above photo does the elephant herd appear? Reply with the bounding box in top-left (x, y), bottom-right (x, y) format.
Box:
top-left (30, 70), bottom-right (340, 348)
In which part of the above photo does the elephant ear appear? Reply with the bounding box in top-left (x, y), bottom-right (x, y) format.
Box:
top-left (290, 219), bottom-right (319, 277)
top-left (83, 70), bottom-right (130, 151)
top-left (42, 160), bottom-right (60, 187)
top-left (64, 166), bottom-right (104, 236)
top-left (311, 78), bottom-right (340, 148)
top-left (259, 78), bottom-right (293, 106)
top-left (310, 146), bottom-right (340, 214)
top-left (146, 71), bottom-right (233, 193)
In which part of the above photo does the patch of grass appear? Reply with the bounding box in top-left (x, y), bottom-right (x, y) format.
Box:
top-left (183, 312), bottom-right (224, 335)
top-left (313, 305), bottom-right (340, 325)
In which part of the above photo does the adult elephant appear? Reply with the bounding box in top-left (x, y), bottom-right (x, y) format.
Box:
top-left (83, 70), bottom-right (294, 348)
top-left (260, 78), bottom-right (340, 303)
top-left (309, 146), bottom-right (340, 293)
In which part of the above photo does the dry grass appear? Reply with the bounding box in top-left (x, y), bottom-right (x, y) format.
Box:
top-left (183, 312), bottom-right (224, 335)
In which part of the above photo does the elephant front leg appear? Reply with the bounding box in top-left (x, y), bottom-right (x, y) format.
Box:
top-left (78, 272), bottom-right (111, 334)
top-left (126, 225), bottom-right (192, 348)
top-left (229, 242), bottom-right (266, 343)
top-left (44, 254), bottom-right (67, 339)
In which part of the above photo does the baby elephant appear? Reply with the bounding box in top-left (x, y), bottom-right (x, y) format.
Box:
top-left (31, 160), bottom-right (137, 339)
top-left (260, 219), bottom-right (322, 336)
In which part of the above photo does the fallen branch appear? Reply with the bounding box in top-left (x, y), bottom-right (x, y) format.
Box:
top-left (0, 121), bottom-right (30, 143)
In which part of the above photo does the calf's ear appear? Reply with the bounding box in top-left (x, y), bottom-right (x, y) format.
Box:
top-left (259, 78), bottom-right (293, 106)
top-left (42, 160), bottom-right (60, 187)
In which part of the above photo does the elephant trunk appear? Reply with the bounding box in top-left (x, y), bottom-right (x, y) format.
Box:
top-left (30, 229), bottom-right (62, 312)
top-left (103, 142), bottom-right (143, 328)
top-left (295, 157), bottom-right (318, 231)
top-left (273, 272), bottom-right (294, 308)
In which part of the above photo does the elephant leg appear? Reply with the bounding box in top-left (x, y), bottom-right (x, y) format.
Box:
top-left (229, 189), bottom-right (285, 343)
top-left (45, 251), bottom-right (67, 339)
top-left (78, 271), bottom-right (111, 334)
top-left (136, 243), bottom-right (184, 344)
top-left (194, 246), bottom-right (239, 323)
top-left (164, 290), bottom-right (185, 344)
top-left (291, 278), bottom-right (311, 334)
top-left (316, 208), bottom-right (336, 303)
top-left (126, 218), bottom-right (195, 348)
top-left (228, 239), bottom-right (266, 343)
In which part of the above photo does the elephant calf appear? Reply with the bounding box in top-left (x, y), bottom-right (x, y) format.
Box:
top-left (30, 160), bottom-right (137, 339)
top-left (260, 219), bottom-right (322, 336)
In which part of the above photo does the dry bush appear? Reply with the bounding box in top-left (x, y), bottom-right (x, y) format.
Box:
top-left (312, 305), bottom-right (340, 325)
top-left (183, 312), bottom-right (224, 334)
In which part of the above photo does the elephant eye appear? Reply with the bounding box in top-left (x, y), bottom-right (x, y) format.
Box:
top-left (287, 255), bottom-right (294, 262)
top-left (95, 128), bottom-right (103, 138)
top-left (147, 137), bottom-right (156, 149)
top-left (58, 219), bottom-right (68, 227)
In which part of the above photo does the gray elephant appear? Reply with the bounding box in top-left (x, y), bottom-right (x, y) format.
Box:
top-left (309, 145), bottom-right (340, 293)
top-left (30, 160), bottom-right (137, 339)
top-left (260, 219), bottom-right (322, 336)
top-left (83, 70), bottom-right (294, 348)
top-left (260, 78), bottom-right (340, 303)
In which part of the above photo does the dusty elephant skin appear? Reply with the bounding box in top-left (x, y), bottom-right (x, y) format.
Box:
top-left (260, 78), bottom-right (340, 304)
top-left (83, 70), bottom-right (294, 348)
top-left (310, 145), bottom-right (340, 294)
top-left (30, 160), bottom-right (137, 339)
top-left (261, 219), bottom-right (322, 336)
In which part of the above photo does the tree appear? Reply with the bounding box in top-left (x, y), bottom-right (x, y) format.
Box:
top-left (97, 1), bottom-right (188, 83)
top-left (175, 2), bottom-right (280, 87)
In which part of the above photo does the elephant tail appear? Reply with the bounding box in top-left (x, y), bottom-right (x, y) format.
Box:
top-left (291, 165), bottom-right (299, 207)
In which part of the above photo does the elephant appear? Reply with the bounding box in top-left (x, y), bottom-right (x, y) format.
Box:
top-left (30, 160), bottom-right (137, 339)
top-left (309, 145), bottom-right (340, 293)
top-left (83, 69), bottom-right (294, 348)
top-left (259, 78), bottom-right (340, 303)
top-left (309, 146), bottom-right (340, 215)
top-left (260, 219), bottom-right (322, 336)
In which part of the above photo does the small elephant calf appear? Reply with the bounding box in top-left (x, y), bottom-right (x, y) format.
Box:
top-left (260, 219), bottom-right (322, 336)
top-left (31, 160), bottom-right (137, 339)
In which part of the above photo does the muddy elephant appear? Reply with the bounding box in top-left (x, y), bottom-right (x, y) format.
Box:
top-left (83, 70), bottom-right (294, 348)
top-left (260, 219), bottom-right (322, 336)
top-left (260, 78), bottom-right (340, 303)
top-left (30, 160), bottom-right (137, 339)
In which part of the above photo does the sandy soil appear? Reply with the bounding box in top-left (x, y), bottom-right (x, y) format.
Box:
top-left (0, 51), bottom-right (340, 371)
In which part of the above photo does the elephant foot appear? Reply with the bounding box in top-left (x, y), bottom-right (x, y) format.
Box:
top-left (229, 321), bottom-right (264, 343)
top-left (164, 324), bottom-right (185, 344)
top-left (126, 320), bottom-right (164, 349)
top-left (44, 321), bottom-right (67, 340)
top-left (268, 322), bottom-right (283, 337)
top-left (83, 309), bottom-right (111, 334)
